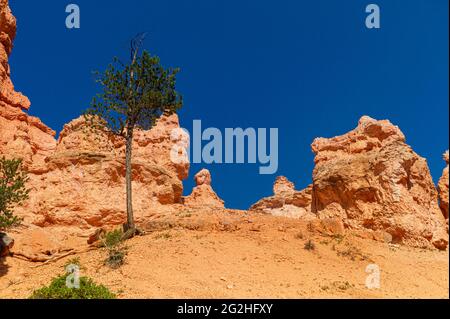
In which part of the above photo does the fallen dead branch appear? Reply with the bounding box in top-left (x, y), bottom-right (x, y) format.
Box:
top-left (11, 246), bottom-right (97, 268)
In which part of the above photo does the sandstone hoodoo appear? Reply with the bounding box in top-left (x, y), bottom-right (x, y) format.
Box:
top-left (311, 116), bottom-right (448, 250)
top-left (250, 176), bottom-right (316, 220)
top-left (438, 151), bottom-right (449, 220)
top-left (184, 169), bottom-right (225, 208)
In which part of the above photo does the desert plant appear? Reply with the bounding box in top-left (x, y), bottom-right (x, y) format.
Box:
top-left (0, 157), bottom-right (29, 230)
top-left (30, 274), bottom-right (116, 299)
top-left (106, 247), bottom-right (127, 269)
top-left (103, 229), bottom-right (127, 269)
top-left (304, 240), bottom-right (316, 251)
top-left (64, 257), bottom-right (82, 269)
top-left (336, 244), bottom-right (370, 261)
top-left (84, 35), bottom-right (183, 239)
top-left (104, 229), bottom-right (123, 247)
top-left (63, 257), bottom-right (88, 272)
top-left (332, 281), bottom-right (353, 291)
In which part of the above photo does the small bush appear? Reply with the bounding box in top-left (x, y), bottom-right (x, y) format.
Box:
top-left (64, 257), bottom-right (81, 269)
top-left (30, 273), bottom-right (116, 299)
top-left (304, 240), bottom-right (316, 251)
top-left (332, 281), bottom-right (353, 291)
top-left (336, 244), bottom-right (370, 262)
top-left (0, 157), bottom-right (29, 230)
top-left (104, 229), bottom-right (123, 247)
top-left (106, 247), bottom-right (127, 269)
top-left (103, 229), bottom-right (127, 269)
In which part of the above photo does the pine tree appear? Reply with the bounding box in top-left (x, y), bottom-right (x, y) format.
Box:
top-left (84, 36), bottom-right (183, 238)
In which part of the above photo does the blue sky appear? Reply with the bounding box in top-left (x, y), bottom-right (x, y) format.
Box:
top-left (9, 0), bottom-right (449, 209)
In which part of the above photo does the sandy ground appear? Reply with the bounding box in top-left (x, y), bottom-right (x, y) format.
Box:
top-left (0, 213), bottom-right (448, 299)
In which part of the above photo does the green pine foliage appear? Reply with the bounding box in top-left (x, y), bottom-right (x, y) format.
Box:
top-left (0, 157), bottom-right (29, 230)
top-left (84, 49), bottom-right (183, 137)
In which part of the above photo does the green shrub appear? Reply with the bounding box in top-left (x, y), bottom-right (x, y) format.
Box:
top-left (103, 229), bottom-right (127, 269)
top-left (105, 246), bottom-right (127, 269)
top-left (64, 257), bottom-right (81, 269)
top-left (104, 229), bottom-right (123, 247)
top-left (0, 157), bottom-right (29, 230)
top-left (30, 273), bottom-right (116, 299)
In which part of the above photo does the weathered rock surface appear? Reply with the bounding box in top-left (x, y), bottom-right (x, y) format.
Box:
top-left (0, 103), bottom-right (57, 168)
top-left (250, 176), bottom-right (316, 220)
top-left (8, 114), bottom-right (189, 234)
top-left (184, 169), bottom-right (225, 208)
top-left (0, 232), bottom-right (13, 257)
top-left (438, 151), bottom-right (449, 220)
top-left (0, 0), bottom-right (30, 109)
top-left (311, 116), bottom-right (448, 250)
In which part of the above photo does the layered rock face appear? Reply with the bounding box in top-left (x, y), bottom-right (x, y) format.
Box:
top-left (0, 0), bottom-right (189, 233)
top-left (17, 114), bottom-right (188, 233)
top-left (184, 169), bottom-right (225, 208)
top-left (311, 116), bottom-right (447, 249)
top-left (6, 112), bottom-right (188, 233)
top-left (438, 151), bottom-right (449, 219)
top-left (250, 176), bottom-right (316, 220)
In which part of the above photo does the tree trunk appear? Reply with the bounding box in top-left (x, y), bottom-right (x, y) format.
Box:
top-left (125, 130), bottom-right (135, 232)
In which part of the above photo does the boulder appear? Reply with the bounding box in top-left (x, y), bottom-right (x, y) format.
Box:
top-left (0, 232), bottom-right (13, 257)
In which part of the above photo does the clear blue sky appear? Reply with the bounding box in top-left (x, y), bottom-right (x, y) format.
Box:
top-left (9, 0), bottom-right (449, 209)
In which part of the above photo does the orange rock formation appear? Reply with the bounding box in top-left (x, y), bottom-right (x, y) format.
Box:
top-left (311, 116), bottom-right (447, 249)
top-left (184, 169), bottom-right (225, 208)
top-left (438, 151), bottom-right (449, 220)
top-left (0, 0), bottom-right (448, 251)
top-left (250, 176), bottom-right (315, 220)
